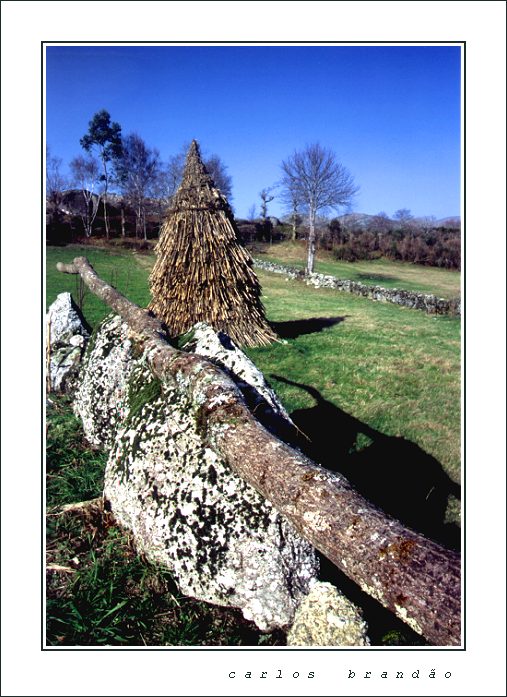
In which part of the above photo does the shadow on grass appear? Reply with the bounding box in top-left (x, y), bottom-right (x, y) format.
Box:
top-left (271, 316), bottom-right (346, 339)
top-left (271, 375), bottom-right (461, 552)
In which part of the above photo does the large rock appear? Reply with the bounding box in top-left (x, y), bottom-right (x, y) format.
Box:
top-left (287, 581), bottom-right (370, 646)
top-left (46, 293), bottom-right (89, 393)
top-left (72, 315), bottom-right (134, 448)
top-left (74, 315), bottom-right (319, 631)
top-left (179, 323), bottom-right (294, 440)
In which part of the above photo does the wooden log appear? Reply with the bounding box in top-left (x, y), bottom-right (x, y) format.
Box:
top-left (57, 256), bottom-right (461, 645)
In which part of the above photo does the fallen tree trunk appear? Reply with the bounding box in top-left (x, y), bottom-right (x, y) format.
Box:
top-left (57, 257), bottom-right (461, 646)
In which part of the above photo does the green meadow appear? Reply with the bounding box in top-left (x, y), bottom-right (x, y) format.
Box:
top-left (253, 240), bottom-right (461, 299)
top-left (47, 244), bottom-right (460, 484)
top-left (46, 244), bottom-right (461, 645)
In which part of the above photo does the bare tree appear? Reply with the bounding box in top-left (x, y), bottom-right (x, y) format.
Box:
top-left (258, 188), bottom-right (275, 244)
top-left (165, 152), bottom-right (186, 199)
top-left (393, 208), bottom-right (414, 230)
top-left (115, 133), bottom-right (161, 240)
top-left (281, 144), bottom-right (359, 274)
top-left (161, 146), bottom-right (233, 203)
top-left (148, 153), bottom-right (186, 230)
top-left (419, 215), bottom-right (437, 234)
top-left (205, 154), bottom-right (233, 200)
top-left (247, 203), bottom-right (257, 221)
top-left (69, 155), bottom-right (101, 237)
top-left (279, 176), bottom-right (305, 241)
top-left (372, 211), bottom-right (391, 231)
top-left (259, 188), bottom-right (275, 221)
top-left (46, 146), bottom-right (67, 207)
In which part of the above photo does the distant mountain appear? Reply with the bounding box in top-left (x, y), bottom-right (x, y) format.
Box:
top-left (335, 213), bottom-right (380, 229)
top-left (334, 213), bottom-right (460, 229)
top-left (434, 216), bottom-right (461, 227)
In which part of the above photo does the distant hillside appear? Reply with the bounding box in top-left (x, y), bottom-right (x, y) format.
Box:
top-left (335, 213), bottom-right (460, 229)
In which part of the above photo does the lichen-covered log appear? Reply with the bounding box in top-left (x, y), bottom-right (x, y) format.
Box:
top-left (57, 257), bottom-right (461, 646)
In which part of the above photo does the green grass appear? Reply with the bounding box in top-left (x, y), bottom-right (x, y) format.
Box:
top-left (46, 245), bottom-right (154, 327)
top-left (46, 242), bottom-right (461, 645)
top-left (46, 395), bottom-right (107, 508)
top-left (251, 269), bottom-right (461, 485)
top-left (46, 397), bottom-right (284, 646)
top-left (47, 244), bottom-right (460, 482)
top-left (253, 240), bottom-right (461, 299)
top-left (46, 504), bottom-right (284, 646)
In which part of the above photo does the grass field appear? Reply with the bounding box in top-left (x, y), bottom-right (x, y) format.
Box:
top-left (46, 243), bottom-right (461, 645)
top-left (47, 244), bottom-right (460, 483)
top-left (46, 245), bottom-right (153, 328)
top-left (46, 395), bottom-right (285, 647)
top-left (252, 240), bottom-right (461, 299)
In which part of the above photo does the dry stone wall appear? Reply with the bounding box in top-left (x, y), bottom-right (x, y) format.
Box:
top-left (254, 259), bottom-right (461, 317)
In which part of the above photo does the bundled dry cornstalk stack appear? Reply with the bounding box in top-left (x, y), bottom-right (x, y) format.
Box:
top-left (149, 140), bottom-right (277, 347)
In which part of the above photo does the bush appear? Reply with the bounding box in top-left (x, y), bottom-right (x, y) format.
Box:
top-left (328, 220), bottom-right (460, 269)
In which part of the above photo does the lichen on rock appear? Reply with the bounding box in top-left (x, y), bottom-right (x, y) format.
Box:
top-left (73, 314), bottom-right (133, 448)
top-left (286, 581), bottom-right (370, 646)
top-left (179, 322), bottom-right (295, 440)
top-left (46, 292), bottom-right (90, 393)
top-left (73, 315), bottom-right (319, 631)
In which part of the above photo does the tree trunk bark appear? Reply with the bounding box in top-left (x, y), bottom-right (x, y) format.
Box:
top-left (102, 156), bottom-right (109, 239)
top-left (121, 206), bottom-right (126, 238)
top-left (102, 196), bottom-right (109, 239)
top-left (307, 205), bottom-right (316, 274)
top-left (142, 205), bottom-right (147, 241)
top-left (136, 202), bottom-right (142, 239)
top-left (57, 256), bottom-right (461, 646)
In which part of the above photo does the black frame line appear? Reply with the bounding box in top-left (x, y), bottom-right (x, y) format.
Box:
top-left (41, 39), bottom-right (466, 653)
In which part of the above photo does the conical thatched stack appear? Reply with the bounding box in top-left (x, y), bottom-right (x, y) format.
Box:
top-left (149, 140), bottom-right (278, 347)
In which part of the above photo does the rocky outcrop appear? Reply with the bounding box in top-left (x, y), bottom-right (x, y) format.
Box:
top-left (74, 315), bottom-right (319, 631)
top-left (287, 581), bottom-right (370, 646)
top-left (46, 293), bottom-right (89, 393)
top-left (253, 259), bottom-right (461, 317)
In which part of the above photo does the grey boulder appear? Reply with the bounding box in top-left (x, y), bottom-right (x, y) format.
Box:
top-left (74, 314), bottom-right (319, 631)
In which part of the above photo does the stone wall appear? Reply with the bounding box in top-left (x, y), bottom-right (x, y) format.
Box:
top-left (253, 259), bottom-right (461, 317)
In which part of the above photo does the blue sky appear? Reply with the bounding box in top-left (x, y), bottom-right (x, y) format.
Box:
top-left (46, 44), bottom-right (461, 220)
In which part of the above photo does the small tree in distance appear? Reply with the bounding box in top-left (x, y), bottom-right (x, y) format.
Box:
top-left (279, 176), bottom-right (305, 241)
top-left (115, 133), bottom-right (161, 240)
top-left (161, 145), bottom-right (233, 202)
top-left (69, 155), bottom-right (100, 237)
top-left (392, 208), bottom-right (414, 229)
top-left (259, 188), bottom-right (275, 221)
top-left (80, 110), bottom-right (123, 239)
top-left (46, 146), bottom-right (67, 207)
top-left (281, 143), bottom-right (359, 274)
top-left (259, 188), bottom-right (275, 243)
